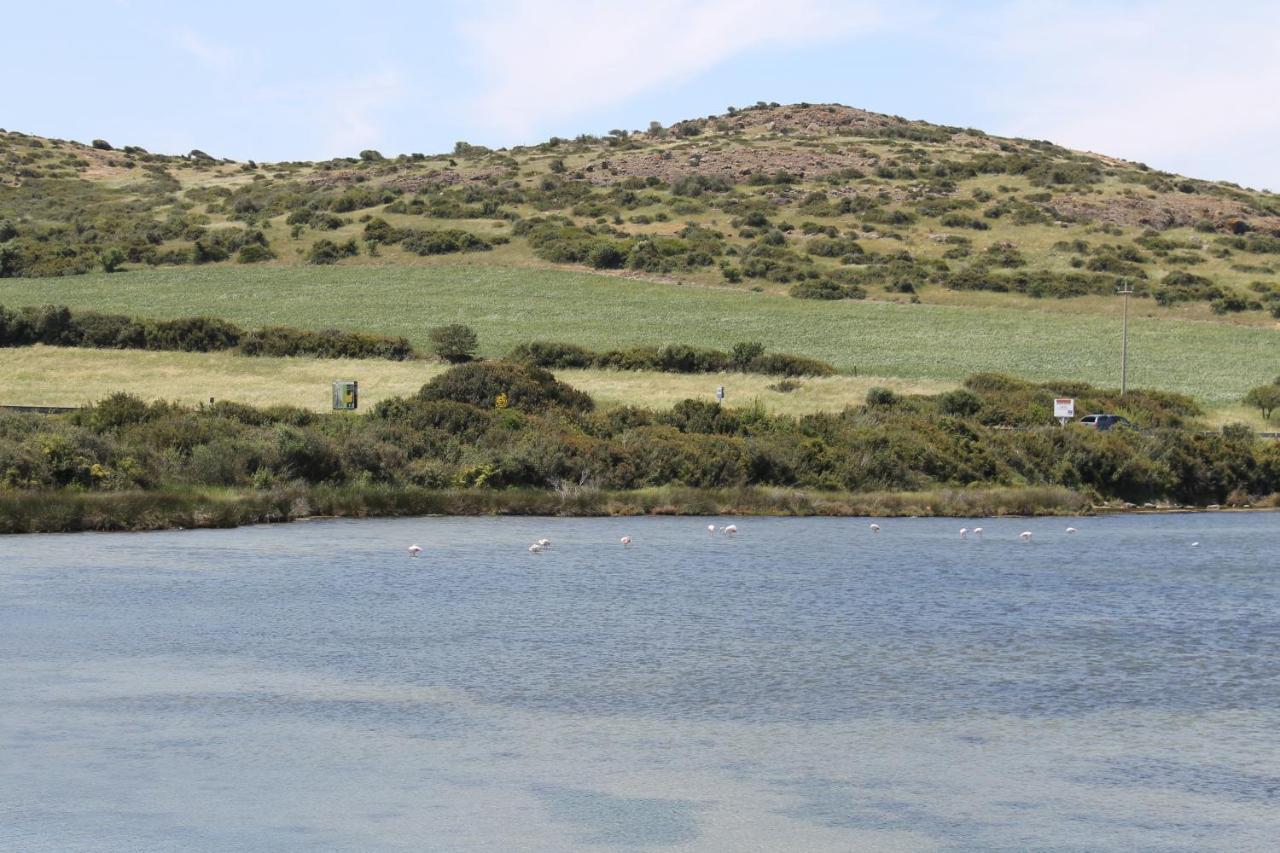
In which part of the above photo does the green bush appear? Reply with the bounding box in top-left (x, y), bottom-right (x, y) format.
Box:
top-left (239, 327), bottom-right (413, 360)
top-left (504, 339), bottom-right (834, 376)
top-left (789, 279), bottom-right (866, 300)
top-left (307, 238), bottom-right (359, 264)
top-left (236, 244), bottom-right (275, 264)
top-left (418, 361), bottom-right (593, 413)
top-left (429, 324), bottom-right (479, 363)
top-left (1244, 384), bottom-right (1280, 420)
top-left (400, 229), bottom-right (491, 255)
top-left (507, 341), bottom-right (595, 368)
top-left (99, 247), bottom-right (126, 273)
top-left (143, 317), bottom-right (243, 352)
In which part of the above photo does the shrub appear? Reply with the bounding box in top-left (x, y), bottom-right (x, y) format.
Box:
top-left (938, 389), bottom-right (982, 417)
top-left (307, 238), bottom-right (359, 264)
top-left (400, 229), bottom-right (491, 255)
top-left (730, 342), bottom-right (766, 370)
top-left (429, 324), bottom-right (479, 363)
top-left (507, 341), bottom-right (595, 369)
top-left (1244, 384), bottom-right (1280, 421)
top-left (143, 317), bottom-right (243, 352)
top-left (789, 279), bottom-right (866, 300)
top-left (239, 327), bottom-right (413, 360)
top-left (91, 139), bottom-right (113, 150)
top-left (99, 247), bottom-right (126, 273)
top-left (362, 217), bottom-right (397, 244)
top-left (73, 312), bottom-right (146, 348)
top-left (748, 353), bottom-right (835, 377)
top-left (586, 242), bottom-right (626, 269)
top-left (236, 244), bottom-right (274, 264)
top-left (418, 361), bottom-right (593, 413)
top-left (866, 387), bottom-right (897, 407)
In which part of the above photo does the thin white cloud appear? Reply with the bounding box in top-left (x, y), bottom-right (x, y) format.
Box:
top-left (459, 0), bottom-right (923, 135)
top-left (174, 28), bottom-right (236, 74)
top-left (318, 71), bottom-right (406, 157)
top-left (969, 0), bottom-right (1280, 189)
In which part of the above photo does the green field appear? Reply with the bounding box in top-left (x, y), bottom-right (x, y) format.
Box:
top-left (4, 266), bottom-right (1278, 405)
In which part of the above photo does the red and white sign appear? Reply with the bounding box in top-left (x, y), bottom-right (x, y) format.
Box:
top-left (1054, 398), bottom-right (1076, 419)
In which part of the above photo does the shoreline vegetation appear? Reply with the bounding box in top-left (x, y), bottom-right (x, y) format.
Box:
top-left (0, 485), bottom-right (1092, 535)
top-left (2, 359), bottom-right (1278, 535)
top-left (4, 484), bottom-right (1273, 536)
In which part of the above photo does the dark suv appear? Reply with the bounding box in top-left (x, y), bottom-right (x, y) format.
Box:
top-left (1078, 414), bottom-right (1132, 431)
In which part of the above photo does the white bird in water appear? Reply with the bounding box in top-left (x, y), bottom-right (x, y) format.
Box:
top-left (1191, 542), bottom-right (1200, 548)
top-left (1019, 531), bottom-right (1033, 542)
top-left (959, 527), bottom-right (968, 540)
top-left (869, 523), bottom-right (881, 532)
top-left (973, 527), bottom-right (984, 539)
top-left (1065, 527), bottom-right (1078, 534)
top-left (407, 545), bottom-right (423, 558)
top-left (723, 524), bottom-right (738, 535)
top-left (620, 535), bottom-right (633, 546)
top-left (528, 543), bottom-right (543, 553)
top-left (707, 524), bottom-right (717, 533)
top-left (536, 538), bottom-right (551, 548)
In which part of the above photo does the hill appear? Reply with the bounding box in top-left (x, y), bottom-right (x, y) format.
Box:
top-left (2, 102), bottom-right (1278, 424)
top-left (2, 102), bottom-right (1279, 323)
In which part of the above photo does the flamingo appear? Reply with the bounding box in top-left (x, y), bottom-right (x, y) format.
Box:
top-left (973, 527), bottom-right (984, 539)
top-left (707, 524), bottom-right (717, 533)
top-left (723, 524), bottom-right (738, 535)
top-left (869, 523), bottom-right (881, 532)
top-left (959, 527), bottom-right (969, 540)
top-left (408, 545), bottom-right (423, 558)
top-left (1065, 527), bottom-right (1078, 535)
top-left (620, 535), bottom-right (633, 546)
top-left (1019, 531), bottom-right (1033, 543)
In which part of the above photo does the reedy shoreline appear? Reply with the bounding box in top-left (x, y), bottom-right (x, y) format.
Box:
top-left (0, 484), bottom-right (1101, 535)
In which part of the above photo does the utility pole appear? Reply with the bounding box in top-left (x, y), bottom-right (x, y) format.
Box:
top-left (1118, 278), bottom-right (1134, 396)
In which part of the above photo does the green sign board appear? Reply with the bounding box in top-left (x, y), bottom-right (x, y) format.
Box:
top-left (332, 380), bottom-right (358, 411)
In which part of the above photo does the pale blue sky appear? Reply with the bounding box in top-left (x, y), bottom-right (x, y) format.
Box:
top-left (6, 1), bottom-right (1278, 189)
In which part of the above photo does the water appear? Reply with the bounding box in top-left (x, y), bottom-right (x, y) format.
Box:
top-left (1, 513), bottom-right (1278, 851)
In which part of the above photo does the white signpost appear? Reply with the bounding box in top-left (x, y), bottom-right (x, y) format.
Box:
top-left (1054, 397), bottom-right (1075, 426)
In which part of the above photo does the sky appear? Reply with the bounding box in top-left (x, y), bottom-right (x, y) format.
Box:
top-left (5, 0), bottom-right (1279, 190)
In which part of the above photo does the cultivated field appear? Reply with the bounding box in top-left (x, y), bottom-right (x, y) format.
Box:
top-left (3, 266), bottom-right (1277, 405)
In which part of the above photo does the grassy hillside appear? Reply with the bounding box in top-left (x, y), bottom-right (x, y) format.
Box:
top-left (3, 103), bottom-right (1280, 324)
top-left (2, 266), bottom-right (1276, 405)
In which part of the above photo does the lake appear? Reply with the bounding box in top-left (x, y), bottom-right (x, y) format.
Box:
top-left (2, 514), bottom-right (1278, 851)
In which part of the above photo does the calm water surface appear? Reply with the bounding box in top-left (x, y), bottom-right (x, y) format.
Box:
top-left (2, 514), bottom-right (1278, 851)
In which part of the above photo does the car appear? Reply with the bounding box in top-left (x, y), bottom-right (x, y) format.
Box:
top-left (1078, 413), bottom-right (1132, 431)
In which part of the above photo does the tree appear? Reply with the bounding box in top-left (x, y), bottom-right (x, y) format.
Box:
top-left (100, 247), bottom-right (126, 273)
top-left (429, 324), bottom-right (478, 363)
top-left (730, 341), bottom-right (765, 370)
top-left (1243, 384), bottom-right (1280, 421)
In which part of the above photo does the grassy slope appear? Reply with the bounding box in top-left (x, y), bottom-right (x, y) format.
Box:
top-left (3, 266), bottom-right (1277, 405)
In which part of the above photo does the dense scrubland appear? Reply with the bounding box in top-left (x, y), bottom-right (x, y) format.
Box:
top-left (2, 362), bottom-right (1276, 532)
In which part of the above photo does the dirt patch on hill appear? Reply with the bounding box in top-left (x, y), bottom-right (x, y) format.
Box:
top-left (580, 144), bottom-right (879, 187)
top-left (1045, 192), bottom-right (1280, 234)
